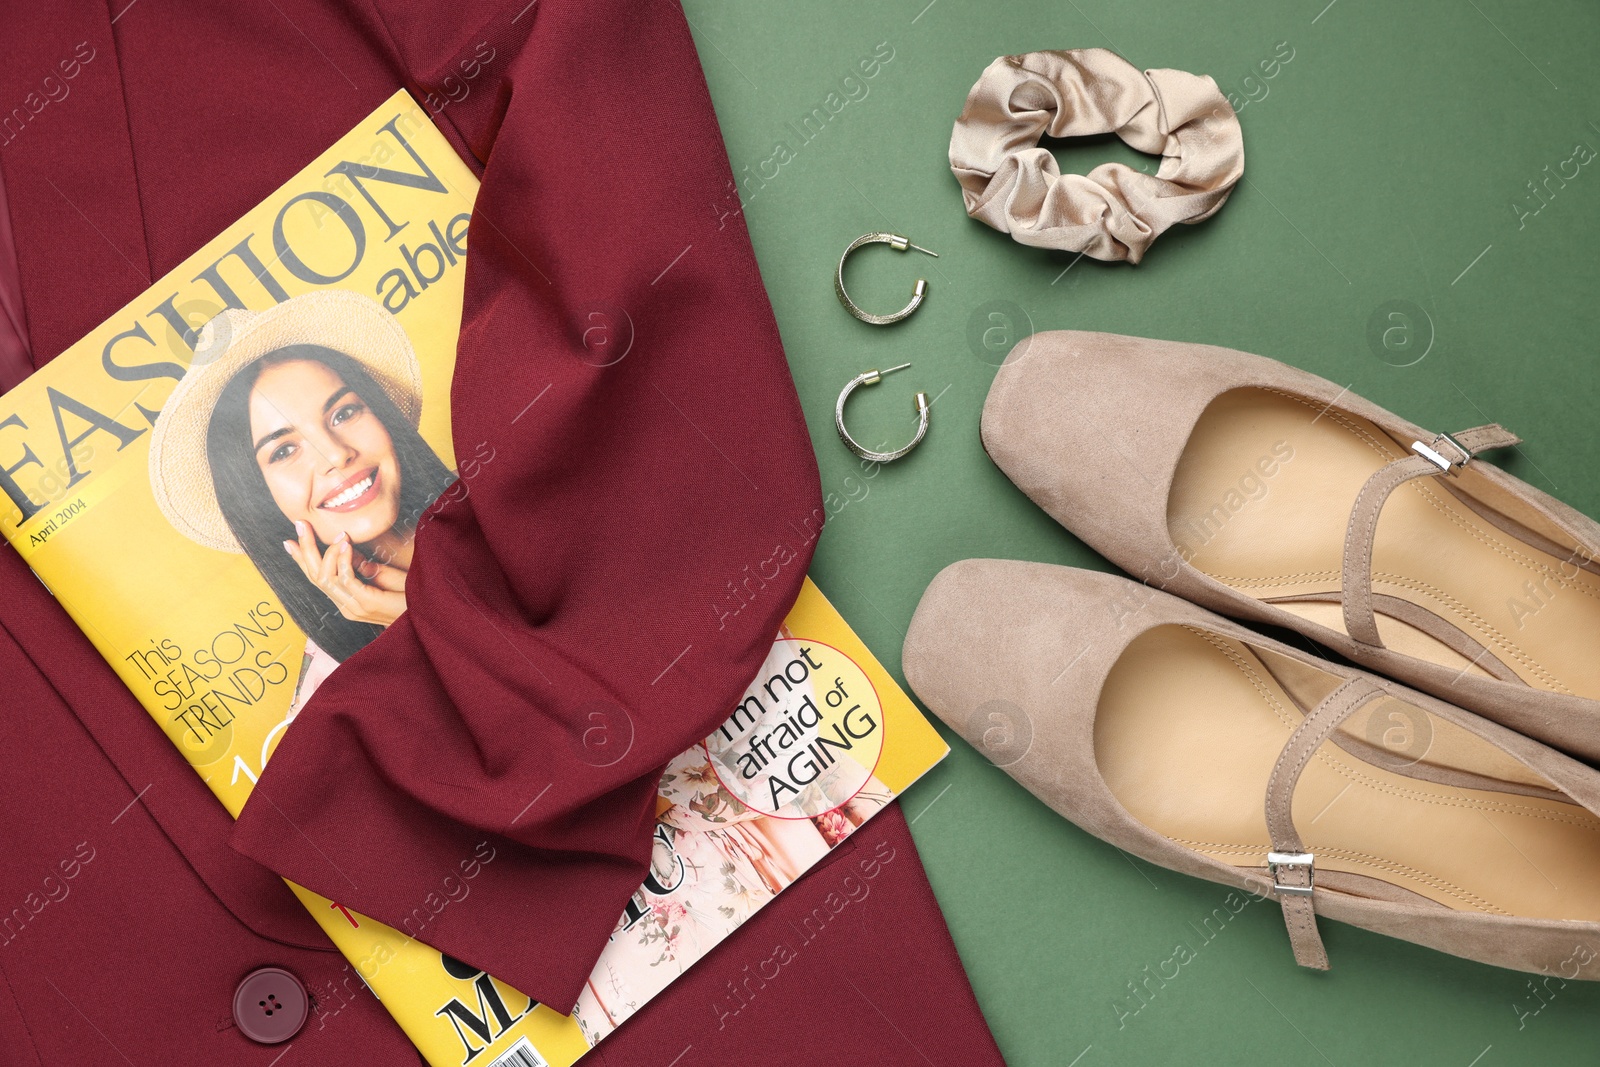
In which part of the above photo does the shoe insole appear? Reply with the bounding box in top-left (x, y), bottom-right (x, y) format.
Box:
top-left (1168, 388), bottom-right (1600, 698)
top-left (1095, 625), bottom-right (1600, 919)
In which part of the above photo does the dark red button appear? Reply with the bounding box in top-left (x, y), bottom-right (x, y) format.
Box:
top-left (233, 967), bottom-right (308, 1044)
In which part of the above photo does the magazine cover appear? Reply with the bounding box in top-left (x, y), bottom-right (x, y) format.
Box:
top-left (0, 90), bottom-right (947, 1066)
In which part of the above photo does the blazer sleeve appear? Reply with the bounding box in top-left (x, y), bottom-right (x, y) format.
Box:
top-left (230, 0), bottom-right (823, 1015)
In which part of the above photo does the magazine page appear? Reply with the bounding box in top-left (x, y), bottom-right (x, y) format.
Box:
top-left (0, 90), bottom-right (945, 1066)
top-left (0, 90), bottom-right (471, 823)
top-left (572, 577), bottom-right (948, 1046)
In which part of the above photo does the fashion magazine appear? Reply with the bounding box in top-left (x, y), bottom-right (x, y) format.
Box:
top-left (0, 91), bottom-right (948, 1066)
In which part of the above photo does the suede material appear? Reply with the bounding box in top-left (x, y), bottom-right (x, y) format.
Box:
top-left (980, 331), bottom-right (1600, 761)
top-left (903, 559), bottom-right (1600, 980)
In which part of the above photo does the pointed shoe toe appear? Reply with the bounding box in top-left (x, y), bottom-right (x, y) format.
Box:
top-left (905, 558), bottom-right (1600, 979)
top-left (980, 331), bottom-right (1600, 760)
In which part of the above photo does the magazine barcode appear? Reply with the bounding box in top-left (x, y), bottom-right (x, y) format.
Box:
top-left (486, 1037), bottom-right (548, 1067)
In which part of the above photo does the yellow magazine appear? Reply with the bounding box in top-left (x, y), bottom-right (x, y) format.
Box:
top-left (0, 91), bottom-right (946, 1066)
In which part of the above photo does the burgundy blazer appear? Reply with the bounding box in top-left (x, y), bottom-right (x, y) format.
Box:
top-left (0, 0), bottom-right (1004, 1063)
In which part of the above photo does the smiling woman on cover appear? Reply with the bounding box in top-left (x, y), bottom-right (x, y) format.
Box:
top-left (149, 290), bottom-right (455, 714)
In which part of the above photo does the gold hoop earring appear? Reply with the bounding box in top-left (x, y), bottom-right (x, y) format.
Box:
top-left (835, 363), bottom-right (930, 463)
top-left (834, 233), bottom-right (939, 325)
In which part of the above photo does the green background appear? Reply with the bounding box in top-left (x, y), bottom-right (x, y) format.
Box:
top-left (682, 1), bottom-right (1600, 1063)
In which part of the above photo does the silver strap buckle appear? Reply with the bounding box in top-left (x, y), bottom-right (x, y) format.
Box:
top-left (1268, 851), bottom-right (1315, 897)
top-left (1411, 432), bottom-right (1471, 473)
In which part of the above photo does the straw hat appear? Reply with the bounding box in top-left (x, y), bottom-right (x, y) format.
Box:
top-left (148, 290), bottom-right (424, 553)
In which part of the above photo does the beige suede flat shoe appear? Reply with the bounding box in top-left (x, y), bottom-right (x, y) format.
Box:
top-left (904, 558), bottom-right (1600, 978)
top-left (981, 331), bottom-right (1600, 760)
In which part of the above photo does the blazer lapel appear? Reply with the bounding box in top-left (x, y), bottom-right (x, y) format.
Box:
top-left (0, 539), bottom-right (331, 949)
top-left (0, 3), bottom-right (328, 950)
top-left (0, 0), bottom-right (153, 367)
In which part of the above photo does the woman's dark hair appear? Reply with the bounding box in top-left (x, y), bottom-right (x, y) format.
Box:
top-left (205, 343), bottom-right (455, 663)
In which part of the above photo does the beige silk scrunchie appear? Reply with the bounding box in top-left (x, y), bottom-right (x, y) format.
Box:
top-left (949, 48), bottom-right (1244, 263)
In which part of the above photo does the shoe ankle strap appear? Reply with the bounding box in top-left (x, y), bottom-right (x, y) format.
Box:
top-left (1341, 424), bottom-right (1520, 648)
top-left (1264, 677), bottom-right (1388, 970)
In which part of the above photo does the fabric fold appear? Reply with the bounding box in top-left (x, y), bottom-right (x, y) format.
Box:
top-left (225, 0), bottom-right (823, 1014)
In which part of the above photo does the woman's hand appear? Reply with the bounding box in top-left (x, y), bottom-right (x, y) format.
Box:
top-left (283, 520), bottom-right (408, 628)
